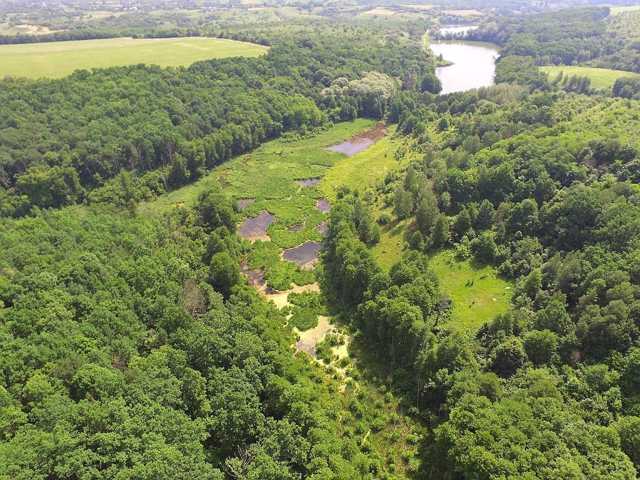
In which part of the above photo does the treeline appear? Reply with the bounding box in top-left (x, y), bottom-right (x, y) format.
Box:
top-left (0, 186), bottom-right (394, 479)
top-left (322, 191), bottom-right (638, 478)
top-left (469, 7), bottom-right (616, 65)
top-left (593, 10), bottom-right (640, 73)
top-left (0, 25), bottom-right (434, 216)
top-left (0, 28), bottom-right (249, 46)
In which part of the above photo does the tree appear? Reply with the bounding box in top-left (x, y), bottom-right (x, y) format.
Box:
top-left (15, 166), bottom-right (83, 209)
top-left (208, 252), bottom-right (240, 297)
top-left (420, 73), bottom-right (442, 94)
top-left (394, 187), bottom-right (414, 220)
top-left (475, 199), bottom-right (495, 230)
top-left (491, 337), bottom-right (526, 377)
top-left (416, 190), bottom-right (439, 236)
top-left (431, 215), bottom-right (450, 249)
top-left (524, 330), bottom-right (558, 365)
top-left (197, 187), bottom-right (235, 232)
top-left (616, 416), bottom-right (640, 470)
top-left (168, 154), bottom-right (190, 188)
top-left (452, 208), bottom-right (472, 240)
top-left (470, 232), bottom-right (498, 264)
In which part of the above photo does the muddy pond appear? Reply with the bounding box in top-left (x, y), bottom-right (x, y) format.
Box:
top-left (316, 198), bottom-right (330, 213)
top-left (238, 211), bottom-right (275, 241)
top-left (327, 123), bottom-right (386, 156)
top-left (296, 178), bottom-right (321, 187)
top-left (282, 241), bottom-right (322, 269)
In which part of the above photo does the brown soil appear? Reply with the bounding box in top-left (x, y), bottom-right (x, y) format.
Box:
top-left (236, 198), bottom-right (255, 211)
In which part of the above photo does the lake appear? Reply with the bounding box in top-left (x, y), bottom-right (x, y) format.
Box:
top-left (430, 41), bottom-right (499, 95)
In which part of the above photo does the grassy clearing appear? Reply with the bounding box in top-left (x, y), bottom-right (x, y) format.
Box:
top-left (143, 119), bottom-right (380, 289)
top-left (369, 222), bottom-right (511, 333)
top-left (319, 126), bottom-right (409, 201)
top-left (540, 65), bottom-right (640, 90)
top-left (0, 37), bottom-right (268, 79)
top-left (371, 218), bottom-right (408, 271)
top-left (429, 249), bottom-right (511, 334)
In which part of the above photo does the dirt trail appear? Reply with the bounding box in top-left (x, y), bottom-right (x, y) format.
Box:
top-left (263, 282), bottom-right (320, 309)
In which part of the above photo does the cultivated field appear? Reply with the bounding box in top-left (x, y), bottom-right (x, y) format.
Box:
top-left (0, 36), bottom-right (269, 79)
top-left (540, 65), bottom-right (640, 90)
top-left (610, 4), bottom-right (640, 15)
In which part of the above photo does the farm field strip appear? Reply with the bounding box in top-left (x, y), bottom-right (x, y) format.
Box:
top-left (540, 65), bottom-right (640, 90)
top-left (0, 36), bottom-right (268, 79)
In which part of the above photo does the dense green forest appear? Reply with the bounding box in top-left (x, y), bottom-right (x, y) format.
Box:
top-left (3, 1), bottom-right (640, 479)
top-left (0, 25), bottom-right (436, 216)
top-left (0, 193), bottom-right (405, 479)
top-left (321, 76), bottom-right (640, 478)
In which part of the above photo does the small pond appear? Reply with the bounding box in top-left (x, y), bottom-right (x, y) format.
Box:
top-left (327, 123), bottom-right (386, 157)
top-left (296, 177), bottom-right (321, 187)
top-left (238, 211), bottom-right (275, 241)
top-left (316, 198), bottom-right (330, 213)
top-left (282, 241), bottom-right (322, 269)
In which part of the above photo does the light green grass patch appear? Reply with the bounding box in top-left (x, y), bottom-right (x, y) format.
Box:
top-left (540, 65), bottom-right (640, 90)
top-left (610, 5), bottom-right (640, 15)
top-left (0, 37), bottom-right (268, 79)
top-left (319, 126), bottom-right (410, 201)
top-left (371, 217), bottom-right (408, 271)
top-left (429, 249), bottom-right (511, 334)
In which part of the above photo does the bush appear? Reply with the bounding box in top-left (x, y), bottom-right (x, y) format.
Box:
top-left (290, 307), bottom-right (319, 331)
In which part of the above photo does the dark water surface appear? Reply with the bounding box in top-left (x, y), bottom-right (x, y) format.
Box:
top-left (238, 211), bottom-right (275, 240)
top-left (283, 241), bottom-right (321, 268)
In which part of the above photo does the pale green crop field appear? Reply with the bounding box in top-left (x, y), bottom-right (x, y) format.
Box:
top-left (0, 37), bottom-right (269, 79)
top-left (610, 5), bottom-right (640, 15)
top-left (540, 65), bottom-right (640, 90)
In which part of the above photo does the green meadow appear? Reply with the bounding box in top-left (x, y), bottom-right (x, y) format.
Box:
top-left (371, 220), bottom-right (511, 333)
top-left (0, 36), bottom-right (268, 79)
top-left (319, 125), bottom-right (412, 201)
top-left (430, 250), bottom-right (511, 334)
top-left (143, 119), bottom-right (409, 290)
top-left (540, 65), bottom-right (640, 90)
